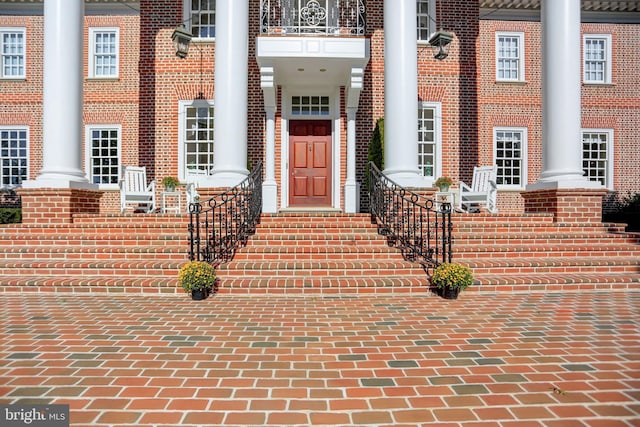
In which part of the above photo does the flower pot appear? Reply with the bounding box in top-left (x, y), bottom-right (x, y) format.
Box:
top-left (437, 185), bottom-right (450, 192)
top-left (441, 286), bottom-right (460, 300)
top-left (191, 289), bottom-right (207, 301)
top-left (166, 185), bottom-right (176, 193)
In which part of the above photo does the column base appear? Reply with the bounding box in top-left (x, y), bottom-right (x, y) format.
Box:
top-left (522, 188), bottom-right (608, 224)
top-left (17, 188), bottom-right (103, 224)
top-left (262, 180), bottom-right (278, 214)
top-left (344, 181), bottom-right (360, 213)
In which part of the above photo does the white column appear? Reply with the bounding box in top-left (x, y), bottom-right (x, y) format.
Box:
top-left (382, 0), bottom-right (424, 187)
top-left (210, 0), bottom-right (249, 187)
top-left (262, 107), bottom-right (278, 213)
top-left (23, 0), bottom-right (92, 189)
top-left (344, 107), bottom-right (359, 213)
top-left (528, 0), bottom-right (600, 190)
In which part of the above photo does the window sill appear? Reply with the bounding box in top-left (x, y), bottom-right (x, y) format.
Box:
top-left (494, 80), bottom-right (527, 85)
top-left (583, 82), bottom-right (614, 87)
top-left (86, 77), bottom-right (120, 82)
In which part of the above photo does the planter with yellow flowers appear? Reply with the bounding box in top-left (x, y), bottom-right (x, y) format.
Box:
top-left (178, 260), bottom-right (216, 300)
top-left (431, 262), bottom-right (474, 300)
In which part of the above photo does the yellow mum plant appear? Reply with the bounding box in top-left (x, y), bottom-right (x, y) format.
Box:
top-left (431, 262), bottom-right (474, 290)
top-left (178, 261), bottom-right (216, 292)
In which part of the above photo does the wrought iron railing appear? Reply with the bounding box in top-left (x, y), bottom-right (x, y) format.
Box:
top-left (188, 161), bottom-right (263, 265)
top-left (260, 0), bottom-right (366, 36)
top-left (369, 162), bottom-right (452, 267)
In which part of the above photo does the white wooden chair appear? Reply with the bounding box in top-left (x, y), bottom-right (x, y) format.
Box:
top-left (457, 165), bottom-right (498, 214)
top-left (119, 166), bottom-right (156, 213)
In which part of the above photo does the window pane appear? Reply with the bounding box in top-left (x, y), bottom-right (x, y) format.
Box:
top-left (89, 127), bottom-right (119, 185)
top-left (184, 104), bottom-right (215, 174)
top-left (495, 130), bottom-right (524, 186)
top-left (582, 132), bottom-right (609, 186)
top-left (0, 128), bottom-right (28, 186)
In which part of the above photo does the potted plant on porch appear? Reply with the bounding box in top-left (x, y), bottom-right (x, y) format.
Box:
top-left (178, 260), bottom-right (216, 300)
top-left (431, 262), bottom-right (474, 300)
top-left (162, 176), bottom-right (180, 192)
top-left (434, 176), bottom-right (453, 192)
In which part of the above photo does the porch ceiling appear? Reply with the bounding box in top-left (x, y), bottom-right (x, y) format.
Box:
top-left (255, 36), bottom-right (370, 87)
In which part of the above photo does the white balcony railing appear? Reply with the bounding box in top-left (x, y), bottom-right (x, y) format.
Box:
top-left (260, 0), bottom-right (366, 36)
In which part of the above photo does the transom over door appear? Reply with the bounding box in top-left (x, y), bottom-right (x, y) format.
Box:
top-left (289, 120), bottom-right (332, 207)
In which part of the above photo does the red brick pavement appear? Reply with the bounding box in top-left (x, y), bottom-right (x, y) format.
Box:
top-left (0, 291), bottom-right (639, 426)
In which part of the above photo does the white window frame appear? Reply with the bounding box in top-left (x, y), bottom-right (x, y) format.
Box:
top-left (493, 127), bottom-right (527, 189)
top-left (495, 32), bottom-right (525, 82)
top-left (418, 101), bottom-right (442, 181)
top-left (582, 129), bottom-right (614, 189)
top-left (0, 126), bottom-right (29, 188)
top-left (184, 0), bottom-right (216, 40)
top-left (178, 99), bottom-right (215, 182)
top-left (417, 0), bottom-right (436, 43)
top-left (1, 27), bottom-right (26, 79)
top-left (84, 125), bottom-right (121, 189)
top-left (88, 27), bottom-right (119, 79)
top-left (583, 34), bottom-right (612, 85)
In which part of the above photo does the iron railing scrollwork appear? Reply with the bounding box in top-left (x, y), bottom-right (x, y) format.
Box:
top-left (188, 161), bottom-right (263, 265)
top-left (368, 162), bottom-right (452, 267)
top-left (260, 0), bottom-right (366, 36)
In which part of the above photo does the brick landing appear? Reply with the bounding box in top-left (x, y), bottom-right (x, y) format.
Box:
top-left (1, 292), bottom-right (638, 426)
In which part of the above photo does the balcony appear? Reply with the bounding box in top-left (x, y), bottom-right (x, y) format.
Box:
top-left (260, 0), bottom-right (366, 36)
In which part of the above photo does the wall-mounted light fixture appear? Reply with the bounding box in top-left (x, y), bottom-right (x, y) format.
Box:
top-left (427, 30), bottom-right (454, 60)
top-left (172, 25), bottom-right (193, 59)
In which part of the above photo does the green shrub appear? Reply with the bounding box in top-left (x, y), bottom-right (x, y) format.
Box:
top-left (366, 117), bottom-right (384, 190)
top-left (0, 208), bottom-right (21, 224)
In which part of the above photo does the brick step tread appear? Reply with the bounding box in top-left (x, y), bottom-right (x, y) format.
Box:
top-left (453, 230), bottom-right (639, 239)
top-left (219, 260), bottom-right (421, 270)
top-left (0, 275), bottom-right (178, 289)
top-left (463, 256), bottom-right (640, 268)
top-left (453, 243), bottom-right (640, 253)
top-left (72, 213), bottom-right (191, 223)
top-left (0, 224), bottom-right (189, 232)
top-left (215, 276), bottom-right (429, 290)
top-left (472, 272), bottom-right (640, 286)
top-left (0, 259), bottom-right (183, 269)
top-left (453, 232), bottom-right (640, 245)
top-left (0, 246), bottom-right (189, 259)
top-left (0, 235), bottom-right (187, 244)
top-left (231, 245), bottom-right (409, 256)
top-left (465, 282), bottom-right (640, 294)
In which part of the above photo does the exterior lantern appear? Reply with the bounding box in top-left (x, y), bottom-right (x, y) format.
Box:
top-left (427, 30), bottom-right (454, 60)
top-left (172, 25), bottom-right (192, 59)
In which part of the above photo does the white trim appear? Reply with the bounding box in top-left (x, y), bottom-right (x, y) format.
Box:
top-left (581, 128), bottom-right (614, 190)
top-left (88, 27), bottom-right (119, 79)
top-left (583, 34), bottom-right (612, 85)
top-left (417, 0), bottom-right (437, 44)
top-left (493, 126), bottom-right (528, 189)
top-left (177, 99), bottom-right (215, 183)
top-left (0, 27), bottom-right (26, 79)
top-left (0, 125), bottom-right (29, 188)
top-left (183, 0), bottom-right (216, 41)
top-left (280, 86), bottom-right (341, 210)
top-left (495, 31), bottom-right (525, 82)
top-left (417, 101), bottom-right (443, 185)
top-left (84, 124), bottom-right (121, 190)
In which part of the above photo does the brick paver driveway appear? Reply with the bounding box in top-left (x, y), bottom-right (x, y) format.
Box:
top-left (1, 291), bottom-right (639, 426)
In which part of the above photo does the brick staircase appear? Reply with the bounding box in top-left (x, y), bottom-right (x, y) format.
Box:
top-left (0, 211), bottom-right (638, 295)
top-left (452, 213), bottom-right (640, 293)
top-left (0, 214), bottom-right (190, 293)
top-left (215, 212), bottom-right (429, 294)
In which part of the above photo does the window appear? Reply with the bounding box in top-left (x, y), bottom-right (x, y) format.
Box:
top-left (1, 28), bottom-right (25, 79)
top-left (89, 28), bottom-right (119, 78)
top-left (417, 0), bottom-right (436, 42)
top-left (186, 0), bottom-right (216, 39)
top-left (496, 32), bottom-right (524, 82)
top-left (584, 35), bottom-right (612, 84)
top-left (179, 100), bottom-right (214, 179)
top-left (418, 102), bottom-right (442, 179)
top-left (494, 128), bottom-right (527, 188)
top-left (582, 130), bottom-right (613, 188)
top-left (0, 127), bottom-right (28, 188)
top-left (86, 126), bottom-right (120, 187)
top-left (291, 96), bottom-right (330, 116)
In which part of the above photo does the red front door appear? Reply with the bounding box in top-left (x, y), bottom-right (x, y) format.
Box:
top-left (289, 120), bottom-right (332, 207)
